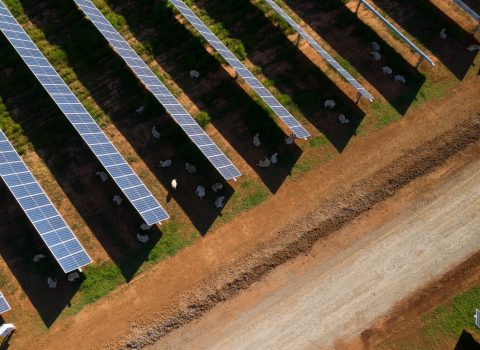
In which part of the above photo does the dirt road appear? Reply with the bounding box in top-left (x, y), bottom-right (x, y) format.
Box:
top-left (153, 144), bottom-right (480, 350)
top-left (27, 74), bottom-right (479, 350)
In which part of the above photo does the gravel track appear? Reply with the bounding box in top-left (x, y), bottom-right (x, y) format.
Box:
top-left (122, 117), bottom-right (480, 349)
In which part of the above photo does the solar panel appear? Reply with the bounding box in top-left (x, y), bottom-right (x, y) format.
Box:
top-left (476, 309), bottom-right (480, 328)
top-left (357, 0), bottom-right (435, 66)
top-left (0, 291), bottom-right (11, 314)
top-left (169, 0), bottom-right (310, 139)
top-left (453, 0), bottom-right (480, 27)
top-left (0, 130), bottom-right (92, 273)
top-left (264, 0), bottom-right (374, 102)
top-left (73, 0), bottom-right (241, 181)
top-left (0, 1), bottom-right (169, 225)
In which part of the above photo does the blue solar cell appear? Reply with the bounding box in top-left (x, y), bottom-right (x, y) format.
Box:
top-left (173, 114), bottom-right (196, 125)
top-left (74, 0), bottom-right (241, 181)
top-left (55, 227), bottom-right (76, 242)
top-left (105, 163), bottom-right (133, 177)
top-left (115, 174), bottom-right (143, 189)
top-left (72, 122), bottom-right (102, 134)
top-left (50, 243), bottom-right (70, 259)
top-left (199, 144), bottom-right (222, 157)
top-left (32, 216), bottom-right (62, 234)
top-left (29, 65), bottom-right (57, 76)
top-left (37, 74), bottom-right (64, 85)
top-left (10, 38), bottom-right (35, 49)
top-left (81, 133), bottom-right (109, 145)
top-left (289, 126), bottom-right (310, 139)
top-left (57, 255), bottom-right (78, 272)
top-left (52, 94), bottom-right (79, 104)
top-left (17, 193), bottom-right (50, 210)
top-left (218, 165), bottom-right (241, 180)
top-left (131, 66), bottom-right (154, 77)
top-left (43, 83), bottom-right (71, 95)
top-left (64, 239), bottom-right (83, 254)
top-left (123, 184), bottom-right (151, 202)
top-left (169, 0), bottom-right (309, 139)
top-left (208, 154), bottom-right (232, 168)
top-left (157, 95), bottom-right (180, 105)
top-left (71, 250), bottom-right (92, 266)
top-left (182, 124), bottom-right (204, 135)
top-left (123, 56), bottom-right (145, 68)
top-left (0, 161), bottom-right (26, 175)
top-left (42, 230), bottom-right (62, 246)
top-left (133, 196), bottom-right (159, 213)
top-left (9, 182), bottom-right (42, 198)
top-left (26, 205), bottom-right (58, 222)
top-left (0, 105), bottom-right (91, 274)
top-left (98, 153), bottom-right (125, 166)
top-left (57, 104), bottom-right (82, 114)
top-left (68, 113), bottom-right (93, 123)
top-left (0, 141), bottom-right (11, 152)
top-left (0, 292), bottom-right (11, 314)
top-left (190, 134), bottom-right (212, 146)
top-left (147, 85), bottom-right (171, 95)
top-left (0, 1), bottom-right (169, 225)
top-left (90, 142), bottom-right (117, 155)
top-left (141, 207), bottom-right (170, 224)
top-left (0, 151), bottom-right (20, 164)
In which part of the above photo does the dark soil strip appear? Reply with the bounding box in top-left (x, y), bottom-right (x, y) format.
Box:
top-left (120, 116), bottom-right (480, 349)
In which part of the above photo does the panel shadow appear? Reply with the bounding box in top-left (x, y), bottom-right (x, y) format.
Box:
top-left (0, 183), bottom-right (82, 327)
top-left (103, 0), bottom-right (303, 194)
top-left (196, 0), bottom-right (366, 152)
top-left (15, 0), bottom-right (236, 234)
top-left (284, 0), bottom-right (426, 115)
top-left (371, 0), bottom-right (479, 79)
top-left (0, 34), bottom-right (162, 281)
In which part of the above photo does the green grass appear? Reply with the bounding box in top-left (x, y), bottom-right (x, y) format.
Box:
top-left (370, 101), bottom-right (402, 128)
top-left (144, 222), bottom-right (196, 265)
top-left (291, 152), bottom-right (334, 179)
top-left (423, 285), bottom-right (480, 339)
top-left (0, 98), bottom-right (29, 153)
top-left (216, 179), bottom-right (270, 224)
top-left (240, 182), bottom-right (269, 210)
top-left (0, 0), bottom-right (474, 326)
top-left (64, 262), bottom-right (125, 316)
top-left (411, 70), bottom-right (458, 109)
top-left (62, 222), bottom-right (195, 317)
top-left (377, 283), bottom-right (480, 349)
top-left (309, 135), bottom-right (329, 149)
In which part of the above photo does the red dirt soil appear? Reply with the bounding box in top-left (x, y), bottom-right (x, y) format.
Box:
top-left (20, 73), bottom-right (479, 350)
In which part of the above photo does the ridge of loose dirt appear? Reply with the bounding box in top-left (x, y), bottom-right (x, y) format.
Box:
top-left (120, 115), bottom-right (480, 349)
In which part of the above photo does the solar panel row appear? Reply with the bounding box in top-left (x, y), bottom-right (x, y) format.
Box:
top-left (0, 130), bottom-right (92, 273)
top-left (0, 1), bottom-right (169, 225)
top-left (358, 0), bottom-right (435, 66)
top-left (169, 0), bottom-right (310, 139)
top-left (0, 291), bottom-right (11, 314)
top-left (264, 0), bottom-right (374, 102)
top-left (453, 0), bottom-right (480, 23)
top-left (73, 0), bottom-right (241, 181)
